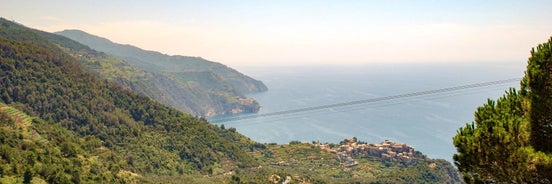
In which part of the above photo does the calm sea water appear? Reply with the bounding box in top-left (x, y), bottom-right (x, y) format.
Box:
top-left (211, 61), bottom-right (525, 162)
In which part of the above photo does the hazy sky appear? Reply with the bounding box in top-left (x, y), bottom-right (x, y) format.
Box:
top-left (2, 0), bottom-right (551, 67)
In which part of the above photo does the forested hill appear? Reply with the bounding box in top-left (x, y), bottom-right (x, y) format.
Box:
top-left (56, 29), bottom-right (267, 117)
top-left (0, 19), bottom-right (259, 182)
top-left (0, 103), bottom-right (124, 183)
top-left (0, 18), bottom-right (461, 183)
top-left (0, 18), bottom-right (265, 117)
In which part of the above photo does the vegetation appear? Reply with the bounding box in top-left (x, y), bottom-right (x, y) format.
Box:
top-left (0, 18), bottom-right (460, 183)
top-left (0, 21), bottom-right (257, 177)
top-left (0, 103), bottom-right (124, 183)
top-left (234, 141), bottom-right (461, 183)
top-left (0, 18), bottom-right (264, 117)
top-left (522, 38), bottom-right (552, 153)
top-left (55, 29), bottom-right (266, 117)
top-left (453, 37), bottom-right (552, 183)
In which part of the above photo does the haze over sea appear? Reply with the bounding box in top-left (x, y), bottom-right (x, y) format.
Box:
top-left (211, 61), bottom-right (524, 162)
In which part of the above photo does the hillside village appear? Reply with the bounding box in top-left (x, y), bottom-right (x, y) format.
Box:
top-left (318, 138), bottom-right (418, 167)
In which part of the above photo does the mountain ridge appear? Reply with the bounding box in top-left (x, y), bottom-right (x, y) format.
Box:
top-left (55, 29), bottom-right (267, 93)
top-left (2, 26), bottom-right (262, 117)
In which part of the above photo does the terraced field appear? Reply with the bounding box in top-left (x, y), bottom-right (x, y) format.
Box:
top-left (0, 103), bottom-right (48, 145)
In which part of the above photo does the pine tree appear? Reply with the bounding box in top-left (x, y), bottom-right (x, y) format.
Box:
top-left (453, 36), bottom-right (552, 183)
top-left (521, 37), bottom-right (552, 152)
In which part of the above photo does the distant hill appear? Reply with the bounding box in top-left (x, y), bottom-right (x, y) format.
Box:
top-left (56, 29), bottom-right (267, 117)
top-left (0, 18), bottom-right (265, 117)
top-left (55, 29), bottom-right (267, 93)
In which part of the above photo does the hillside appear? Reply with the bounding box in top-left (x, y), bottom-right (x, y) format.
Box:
top-left (0, 18), bottom-right (461, 183)
top-left (0, 20), bottom-right (258, 177)
top-left (232, 139), bottom-right (462, 183)
top-left (56, 29), bottom-right (267, 117)
top-left (0, 103), bottom-right (125, 183)
top-left (0, 18), bottom-right (264, 117)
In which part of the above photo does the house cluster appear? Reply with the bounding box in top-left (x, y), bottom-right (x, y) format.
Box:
top-left (318, 138), bottom-right (416, 167)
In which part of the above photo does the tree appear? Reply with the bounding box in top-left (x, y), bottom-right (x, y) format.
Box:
top-left (521, 37), bottom-right (552, 152)
top-left (453, 37), bottom-right (552, 183)
top-left (453, 89), bottom-right (531, 182)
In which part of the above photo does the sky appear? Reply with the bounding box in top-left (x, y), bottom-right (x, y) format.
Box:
top-left (2, 0), bottom-right (552, 67)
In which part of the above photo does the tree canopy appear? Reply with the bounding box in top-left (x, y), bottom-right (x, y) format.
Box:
top-left (453, 37), bottom-right (552, 183)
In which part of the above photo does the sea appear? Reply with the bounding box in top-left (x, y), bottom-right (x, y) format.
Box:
top-left (210, 61), bottom-right (525, 163)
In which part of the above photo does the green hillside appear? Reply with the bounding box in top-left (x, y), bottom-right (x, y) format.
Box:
top-left (56, 29), bottom-right (266, 117)
top-left (0, 18), bottom-right (461, 183)
top-left (0, 18), bottom-right (264, 117)
top-left (0, 22), bottom-right (258, 176)
top-left (0, 103), bottom-right (124, 183)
